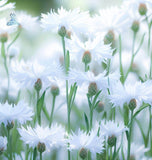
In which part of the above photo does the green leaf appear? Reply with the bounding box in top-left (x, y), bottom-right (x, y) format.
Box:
top-left (42, 105), bottom-right (50, 121)
top-left (92, 90), bottom-right (101, 108)
top-left (84, 113), bottom-right (89, 133)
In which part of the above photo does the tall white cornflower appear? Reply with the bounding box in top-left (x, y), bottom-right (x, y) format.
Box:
top-left (41, 7), bottom-right (90, 36)
top-left (66, 35), bottom-right (113, 64)
top-left (0, 101), bottom-right (33, 127)
top-left (18, 124), bottom-right (65, 153)
top-left (11, 60), bottom-right (63, 91)
top-left (109, 80), bottom-right (152, 108)
top-left (100, 121), bottom-right (128, 147)
top-left (67, 129), bottom-right (104, 159)
top-left (0, 0), bottom-right (15, 12)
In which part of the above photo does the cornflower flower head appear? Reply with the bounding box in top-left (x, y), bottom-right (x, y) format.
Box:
top-left (0, 101), bottom-right (33, 128)
top-left (66, 35), bottom-right (113, 64)
top-left (11, 60), bottom-right (63, 91)
top-left (67, 129), bottom-right (104, 159)
top-left (18, 124), bottom-right (65, 153)
top-left (109, 80), bottom-right (152, 109)
top-left (100, 121), bottom-right (128, 147)
top-left (41, 7), bottom-right (90, 37)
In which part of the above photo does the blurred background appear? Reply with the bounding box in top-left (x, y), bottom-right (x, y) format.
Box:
top-left (9, 0), bottom-right (122, 16)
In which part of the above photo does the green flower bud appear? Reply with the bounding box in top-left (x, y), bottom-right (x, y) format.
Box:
top-left (0, 33), bottom-right (8, 43)
top-left (107, 135), bottom-right (117, 147)
top-left (96, 101), bottom-right (104, 113)
top-left (34, 78), bottom-right (42, 92)
top-left (82, 50), bottom-right (92, 64)
top-left (138, 3), bottom-right (147, 16)
top-left (58, 26), bottom-right (66, 37)
top-left (37, 142), bottom-right (46, 153)
top-left (131, 21), bottom-right (140, 33)
top-left (104, 30), bottom-right (115, 45)
top-left (51, 85), bottom-right (60, 97)
top-left (6, 121), bottom-right (14, 130)
top-left (66, 30), bottom-right (72, 39)
top-left (79, 148), bottom-right (87, 159)
top-left (129, 98), bottom-right (137, 111)
top-left (88, 82), bottom-right (98, 97)
top-left (129, 155), bottom-right (135, 160)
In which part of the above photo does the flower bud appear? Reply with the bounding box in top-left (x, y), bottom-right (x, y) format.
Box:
top-left (79, 148), bottom-right (87, 159)
top-left (82, 50), bottom-right (91, 64)
top-left (104, 30), bottom-right (115, 45)
top-left (128, 99), bottom-right (137, 111)
top-left (6, 121), bottom-right (14, 130)
top-left (129, 155), bottom-right (135, 160)
top-left (51, 85), bottom-right (60, 97)
top-left (66, 30), bottom-right (72, 39)
top-left (88, 82), bottom-right (98, 97)
top-left (96, 101), bottom-right (104, 113)
top-left (0, 33), bottom-right (8, 43)
top-left (58, 26), bottom-right (66, 37)
top-left (34, 78), bottom-right (42, 92)
top-left (138, 3), bottom-right (147, 16)
top-left (37, 142), bottom-right (46, 153)
top-left (131, 21), bottom-right (140, 33)
top-left (107, 135), bottom-right (116, 147)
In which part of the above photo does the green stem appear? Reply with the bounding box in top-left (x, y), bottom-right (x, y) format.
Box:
top-left (49, 95), bottom-right (56, 127)
top-left (61, 36), bottom-right (66, 68)
top-left (124, 33), bottom-right (136, 82)
top-left (119, 35), bottom-right (124, 83)
top-left (85, 63), bottom-right (88, 72)
top-left (112, 141), bottom-right (117, 160)
top-left (149, 106), bottom-right (152, 149)
top-left (127, 110), bottom-right (134, 160)
top-left (90, 109), bottom-right (93, 130)
top-left (7, 129), bottom-right (12, 160)
top-left (36, 91), bottom-right (41, 125)
top-left (40, 152), bottom-right (42, 160)
top-left (33, 147), bottom-right (37, 160)
top-left (106, 142), bottom-right (109, 160)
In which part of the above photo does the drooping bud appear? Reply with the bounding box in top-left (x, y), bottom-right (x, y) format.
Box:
top-left (79, 148), bottom-right (87, 159)
top-left (58, 26), bottom-right (66, 37)
top-left (34, 78), bottom-right (42, 92)
top-left (138, 3), bottom-right (147, 16)
top-left (0, 33), bottom-right (8, 43)
top-left (51, 85), bottom-right (60, 97)
top-left (37, 142), bottom-right (46, 153)
top-left (82, 50), bottom-right (92, 64)
top-left (104, 30), bottom-right (115, 45)
top-left (6, 121), bottom-right (14, 130)
top-left (129, 155), bottom-right (135, 160)
top-left (107, 135), bottom-right (117, 147)
top-left (88, 82), bottom-right (98, 97)
top-left (128, 98), bottom-right (137, 111)
top-left (96, 101), bottom-right (104, 113)
top-left (131, 21), bottom-right (140, 33)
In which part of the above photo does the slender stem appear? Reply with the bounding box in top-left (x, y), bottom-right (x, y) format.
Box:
top-left (61, 36), bottom-right (66, 68)
top-left (112, 141), bottom-right (117, 160)
top-left (106, 142), bottom-right (109, 160)
top-left (33, 147), bottom-right (37, 160)
top-left (36, 91), bottom-right (41, 125)
top-left (40, 152), bottom-right (42, 160)
top-left (85, 63), bottom-right (88, 72)
top-left (124, 33), bottom-right (136, 83)
top-left (127, 110), bottom-right (134, 160)
top-left (149, 106), bottom-right (152, 149)
top-left (49, 95), bottom-right (56, 127)
top-left (7, 129), bottom-right (12, 160)
top-left (90, 109), bottom-right (93, 130)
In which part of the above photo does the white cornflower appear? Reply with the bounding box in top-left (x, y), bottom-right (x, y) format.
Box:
top-left (0, 101), bottom-right (33, 126)
top-left (100, 121), bottom-right (128, 137)
top-left (41, 7), bottom-right (90, 35)
top-left (93, 6), bottom-right (130, 35)
top-left (66, 35), bottom-right (113, 64)
top-left (68, 69), bottom-right (120, 95)
top-left (11, 60), bottom-right (63, 90)
top-left (0, 0), bottom-right (15, 12)
top-left (109, 80), bottom-right (152, 108)
top-left (18, 124), bottom-right (65, 152)
top-left (67, 129), bottom-right (104, 157)
top-left (0, 136), bottom-right (7, 154)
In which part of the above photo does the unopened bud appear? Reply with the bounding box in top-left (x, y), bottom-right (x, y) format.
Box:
top-left (104, 30), bottom-right (115, 45)
top-left (79, 148), bottom-right (87, 159)
top-left (129, 98), bottom-right (137, 111)
top-left (58, 26), bottom-right (66, 37)
top-left (96, 101), bottom-right (104, 113)
top-left (131, 21), bottom-right (140, 33)
top-left (66, 30), bottom-right (72, 39)
top-left (0, 33), bottom-right (8, 43)
top-left (37, 142), bottom-right (46, 153)
top-left (6, 121), bottom-right (14, 130)
top-left (82, 50), bottom-right (91, 64)
top-left (51, 85), bottom-right (60, 97)
top-left (88, 82), bottom-right (98, 97)
top-left (34, 78), bottom-right (42, 92)
top-left (107, 135), bottom-right (116, 147)
top-left (129, 155), bottom-right (135, 160)
top-left (138, 3), bottom-right (147, 16)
